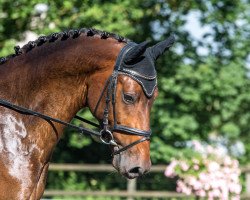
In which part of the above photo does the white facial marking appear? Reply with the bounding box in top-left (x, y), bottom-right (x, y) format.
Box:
top-left (0, 113), bottom-right (36, 198)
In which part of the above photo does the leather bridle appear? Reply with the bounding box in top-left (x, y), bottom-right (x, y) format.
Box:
top-left (93, 42), bottom-right (152, 155)
top-left (0, 42), bottom-right (153, 156)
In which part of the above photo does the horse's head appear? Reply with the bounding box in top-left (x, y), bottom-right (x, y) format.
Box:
top-left (87, 36), bottom-right (175, 179)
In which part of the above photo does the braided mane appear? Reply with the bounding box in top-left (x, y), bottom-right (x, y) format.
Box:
top-left (0, 28), bottom-right (129, 65)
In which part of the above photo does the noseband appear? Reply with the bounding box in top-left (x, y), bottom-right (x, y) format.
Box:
top-left (0, 42), bottom-right (153, 156)
top-left (93, 42), bottom-right (152, 155)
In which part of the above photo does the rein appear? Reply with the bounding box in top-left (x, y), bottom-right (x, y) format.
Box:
top-left (0, 99), bottom-right (101, 137)
top-left (0, 42), bottom-right (152, 156)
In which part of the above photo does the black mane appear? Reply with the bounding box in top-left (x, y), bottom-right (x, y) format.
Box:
top-left (0, 28), bottom-right (129, 65)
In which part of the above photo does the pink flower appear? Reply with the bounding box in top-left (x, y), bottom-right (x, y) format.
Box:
top-left (214, 170), bottom-right (224, 179)
top-left (177, 180), bottom-right (192, 195)
top-left (195, 189), bottom-right (206, 197)
top-left (223, 167), bottom-right (231, 174)
top-left (221, 185), bottom-right (229, 200)
top-left (224, 156), bottom-right (232, 166)
top-left (199, 172), bottom-right (208, 182)
top-left (187, 176), bottom-right (197, 186)
top-left (183, 187), bottom-right (192, 195)
top-left (208, 191), bottom-right (215, 200)
top-left (180, 161), bottom-right (189, 171)
top-left (165, 142), bottom-right (242, 199)
top-left (211, 189), bottom-right (220, 197)
top-left (231, 195), bottom-right (240, 200)
top-left (192, 140), bottom-right (203, 151)
top-left (176, 186), bottom-right (182, 193)
top-left (192, 158), bottom-right (199, 164)
top-left (232, 159), bottom-right (239, 168)
top-left (193, 164), bottom-right (199, 170)
top-left (210, 180), bottom-right (220, 189)
top-left (207, 145), bottom-right (214, 154)
top-left (229, 183), bottom-right (242, 194)
top-left (164, 167), bottom-right (175, 177)
top-left (165, 160), bottom-right (177, 178)
top-left (193, 181), bottom-right (202, 190)
top-left (208, 161), bottom-right (220, 172)
top-left (230, 172), bottom-right (240, 182)
top-left (204, 183), bottom-right (210, 191)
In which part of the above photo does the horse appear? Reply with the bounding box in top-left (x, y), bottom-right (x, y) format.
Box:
top-left (0, 28), bottom-right (174, 199)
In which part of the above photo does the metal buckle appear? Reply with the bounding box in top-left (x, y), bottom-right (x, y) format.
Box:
top-left (100, 129), bottom-right (118, 146)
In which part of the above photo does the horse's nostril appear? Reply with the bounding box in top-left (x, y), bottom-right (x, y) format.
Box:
top-left (128, 167), bottom-right (144, 176)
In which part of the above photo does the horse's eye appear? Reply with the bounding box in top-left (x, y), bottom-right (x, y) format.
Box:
top-left (123, 93), bottom-right (136, 104)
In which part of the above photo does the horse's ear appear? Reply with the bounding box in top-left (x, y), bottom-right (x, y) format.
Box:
top-left (148, 35), bottom-right (175, 61)
top-left (124, 41), bottom-right (149, 64)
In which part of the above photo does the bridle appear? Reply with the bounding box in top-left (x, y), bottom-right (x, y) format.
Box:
top-left (93, 42), bottom-right (152, 155)
top-left (0, 42), bottom-right (153, 156)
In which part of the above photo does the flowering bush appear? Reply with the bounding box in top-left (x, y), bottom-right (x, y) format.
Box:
top-left (165, 140), bottom-right (241, 200)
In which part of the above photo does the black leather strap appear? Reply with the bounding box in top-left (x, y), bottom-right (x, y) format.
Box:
top-left (112, 137), bottom-right (150, 155)
top-left (93, 76), bottom-right (112, 115)
top-left (0, 99), bottom-right (101, 137)
top-left (113, 125), bottom-right (151, 137)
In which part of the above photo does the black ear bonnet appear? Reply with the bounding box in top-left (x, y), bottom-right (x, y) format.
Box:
top-left (114, 35), bottom-right (175, 98)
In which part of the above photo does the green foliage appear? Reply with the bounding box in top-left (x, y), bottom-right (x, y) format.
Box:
top-left (1, 0), bottom-right (250, 197)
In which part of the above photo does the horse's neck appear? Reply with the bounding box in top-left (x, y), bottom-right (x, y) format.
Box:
top-left (0, 36), bottom-right (125, 197)
top-left (0, 37), bottom-right (122, 123)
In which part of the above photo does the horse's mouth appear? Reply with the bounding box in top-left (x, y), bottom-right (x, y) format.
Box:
top-left (111, 146), bottom-right (149, 179)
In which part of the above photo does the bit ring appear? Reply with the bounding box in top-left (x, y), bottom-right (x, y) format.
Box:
top-left (100, 129), bottom-right (117, 146)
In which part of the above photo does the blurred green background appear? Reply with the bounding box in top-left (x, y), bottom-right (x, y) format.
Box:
top-left (1, 0), bottom-right (250, 199)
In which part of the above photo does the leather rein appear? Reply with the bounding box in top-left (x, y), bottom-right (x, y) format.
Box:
top-left (0, 42), bottom-right (151, 156)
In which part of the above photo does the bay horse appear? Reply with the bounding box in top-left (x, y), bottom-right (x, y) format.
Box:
top-left (0, 28), bottom-right (174, 199)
